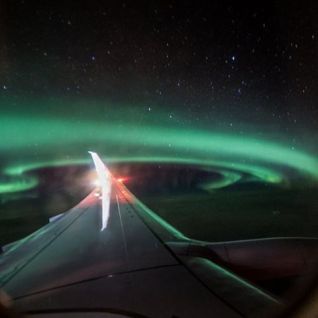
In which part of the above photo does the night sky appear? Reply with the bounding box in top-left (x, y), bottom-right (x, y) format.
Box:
top-left (1, 1), bottom-right (318, 200)
top-left (1, 1), bottom-right (318, 125)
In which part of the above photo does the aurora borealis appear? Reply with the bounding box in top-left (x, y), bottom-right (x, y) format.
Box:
top-left (1, 97), bottom-right (318, 197)
top-left (0, 1), bottom-right (318, 247)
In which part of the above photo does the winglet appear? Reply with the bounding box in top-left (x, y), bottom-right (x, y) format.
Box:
top-left (89, 152), bottom-right (111, 231)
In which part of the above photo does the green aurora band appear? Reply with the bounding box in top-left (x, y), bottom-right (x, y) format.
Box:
top-left (1, 99), bottom-right (318, 195)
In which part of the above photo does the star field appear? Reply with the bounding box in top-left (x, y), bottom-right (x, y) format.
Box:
top-left (0, 1), bottom-right (318, 195)
top-left (0, 1), bottom-right (317, 130)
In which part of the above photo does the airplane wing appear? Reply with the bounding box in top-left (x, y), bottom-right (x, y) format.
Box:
top-left (0, 153), bottom-right (281, 318)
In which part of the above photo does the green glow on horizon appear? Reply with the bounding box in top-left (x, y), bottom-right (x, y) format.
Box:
top-left (0, 175), bottom-right (38, 193)
top-left (1, 98), bottom-right (318, 195)
top-left (2, 156), bottom-right (285, 194)
top-left (199, 170), bottom-right (242, 191)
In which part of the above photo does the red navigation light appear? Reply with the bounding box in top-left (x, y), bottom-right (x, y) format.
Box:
top-left (116, 177), bottom-right (127, 183)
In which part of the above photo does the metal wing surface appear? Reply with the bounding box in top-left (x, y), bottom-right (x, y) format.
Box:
top-left (0, 153), bottom-right (280, 318)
